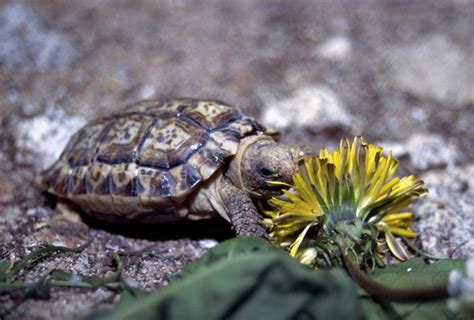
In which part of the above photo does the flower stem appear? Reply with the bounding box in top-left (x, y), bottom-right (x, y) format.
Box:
top-left (342, 253), bottom-right (449, 302)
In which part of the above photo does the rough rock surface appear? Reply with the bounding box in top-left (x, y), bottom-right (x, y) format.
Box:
top-left (384, 35), bottom-right (474, 105)
top-left (14, 108), bottom-right (87, 169)
top-left (0, 3), bottom-right (80, 71)
top-left (380, 133), bottom-right (464, 172)
top-left (261, 85), bottom-right (351, 133)
top-left (414, 165), bottom-right (474, 260)
top-left (0, 1), bottom-right (473, 319)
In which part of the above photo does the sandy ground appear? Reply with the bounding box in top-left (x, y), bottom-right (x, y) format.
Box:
top-left (0, 1), bottom-right (473, 319)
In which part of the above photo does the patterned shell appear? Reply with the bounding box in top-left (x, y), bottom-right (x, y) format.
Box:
top-left (43, 99), bottom-right (263, 221)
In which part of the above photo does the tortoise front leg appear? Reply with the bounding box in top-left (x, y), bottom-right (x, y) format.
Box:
top-left (219, 178), bottom-right (268, 238)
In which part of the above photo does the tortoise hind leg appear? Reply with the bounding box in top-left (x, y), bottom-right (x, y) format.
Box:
top-left (218, 178), bottom-right (267, 238)
top-left (51, 201), bottom-right (86, 226)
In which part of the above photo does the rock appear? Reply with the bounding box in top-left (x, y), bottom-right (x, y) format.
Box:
top-left (405, 134), bottom-right (463, 170)
top-left (385, 35), bottom-right (474, 105)
top-left (380, 133), bottom-right (461, 170)
top-left (0, 3), bottom-right (79, 70)
top-left (261, 86), bottom-right (351, 132)
top-left (413, 164), bottom-right (474, 259)
top-left (15, 108), bottom-right (87, 170)
top-left (316, 35), bottom-right (352, 61)
top-left (375, 141), bottom-right (406, 159)
top-left (379, 133), bottom-right (463, 171)
top-left (198, 239), bottom-right (219, 249)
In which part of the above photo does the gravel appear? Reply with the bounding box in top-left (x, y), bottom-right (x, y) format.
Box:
top-left (1, 1), bottom-right (472, 318)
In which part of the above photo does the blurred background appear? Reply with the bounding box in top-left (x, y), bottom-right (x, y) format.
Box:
top-left (0, 1), bottom-right (472, 318)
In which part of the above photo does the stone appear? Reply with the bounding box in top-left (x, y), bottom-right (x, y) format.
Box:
top-left (14, 108), bottom-right (87, 170)
top-left (413, 164), bottom-right (474, 259)
top-left (261, 86), bottom-right (351, 132)
top-left (405, 134), bottom-right (463, 170)
top-left (316, 35), bottom-right (352, 61)
top-left (379, 133), bottom-right (463, 171)
top-left (385, 35), bottom-right (474, 105)
top-left (0, 3), bottom-right (79, 71)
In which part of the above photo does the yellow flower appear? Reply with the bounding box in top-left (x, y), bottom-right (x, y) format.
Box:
top-left (264, 137), bottom-right (427, 267)
top-left (375, 212), bottom-right (416, 261)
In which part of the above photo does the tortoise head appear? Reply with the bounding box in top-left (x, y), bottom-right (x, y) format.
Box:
top-left (228, 136), bottom-right (302, 198)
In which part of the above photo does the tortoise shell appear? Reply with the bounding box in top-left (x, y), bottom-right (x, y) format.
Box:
top-left (43, 99), bottom-right (264, 221)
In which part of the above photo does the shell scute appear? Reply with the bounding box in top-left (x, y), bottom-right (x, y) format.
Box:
top-left (54, 166), bottom-right (73, 195)
top-left (137, 117), bottom-right (207, 169)
top-left (169, 163), bottom-right (202, 201)
top-left (126, 99), bottom-right (189, 117)
top-left (182, 100), bottom-right (240, 130)
top-left (137, 168), bottom-right (175, 209)
top-left (65, 122), bottom-right (106, 167)
top-left (86, 163), bottom-right (111, 195)
top-left (109, 163), bottom-right (139, 197)
top-left (95, 114), bottom-right (153, 164)
top-left (69, 166), bottom-right (88, 195)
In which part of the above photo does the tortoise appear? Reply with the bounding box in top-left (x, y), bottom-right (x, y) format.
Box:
top-left (42, 98), bottom-right (301, 237)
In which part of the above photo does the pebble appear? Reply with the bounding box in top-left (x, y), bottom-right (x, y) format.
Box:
top-left (405, 134), bottom-right (463, 170)
top-left (379, 133), bottom-right (463, 171)
top-left (316, 35), bottom-right (352, 61)
top-left (385, 35), bottom-right (474, 105)
top-left (261, 86), bottom-right (352, 132)
top-left (15, 107), bottom-right (87, 170)
top-left (0, 3), bottom-right (79, 70)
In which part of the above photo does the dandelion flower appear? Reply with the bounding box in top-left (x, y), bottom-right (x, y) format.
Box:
top-left (264, 137), bottom-right (427, 268)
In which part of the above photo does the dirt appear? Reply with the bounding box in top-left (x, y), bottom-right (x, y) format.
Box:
top-left (0, 1), bottom-right (473, 319)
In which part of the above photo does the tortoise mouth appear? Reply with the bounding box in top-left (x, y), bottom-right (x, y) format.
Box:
top-left (266, 182), bottom-right (290, 189)
top-left (263, 182), bottom-right (290, 197)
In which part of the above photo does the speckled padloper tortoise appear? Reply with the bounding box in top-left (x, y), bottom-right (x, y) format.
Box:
top-left (42, 99), bottom-right (301, 237)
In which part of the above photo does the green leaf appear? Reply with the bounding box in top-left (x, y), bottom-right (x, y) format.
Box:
top-left (84, 237), bottom-right (360, 320)
top-left (360, 258), bottom-right (464, 319)
top-left (0, 241), bottom-right (119, 318)
top-left (176, 236), bottom-right (277, 278)
top-left (5, 240), bottom-right (91, 280)
top-left (0, 260), bottom-right (12, 282)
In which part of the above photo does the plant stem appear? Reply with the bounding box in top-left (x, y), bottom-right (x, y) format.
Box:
top-left (342, 253), bottom-right (449, 302)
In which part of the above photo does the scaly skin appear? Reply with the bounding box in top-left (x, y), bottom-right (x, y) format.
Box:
top-left (219, 177), bottom-right (267, 238)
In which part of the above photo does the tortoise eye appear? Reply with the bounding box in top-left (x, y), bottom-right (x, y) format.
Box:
top-left (259, 167), bottom-right (273, 177)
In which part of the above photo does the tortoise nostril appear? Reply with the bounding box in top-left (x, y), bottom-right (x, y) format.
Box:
top-left (289, 146), bottom-right (304, 163)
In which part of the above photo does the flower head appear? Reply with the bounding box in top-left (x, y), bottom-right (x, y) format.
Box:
top-left (264, 137), bottom-right (427, 268)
